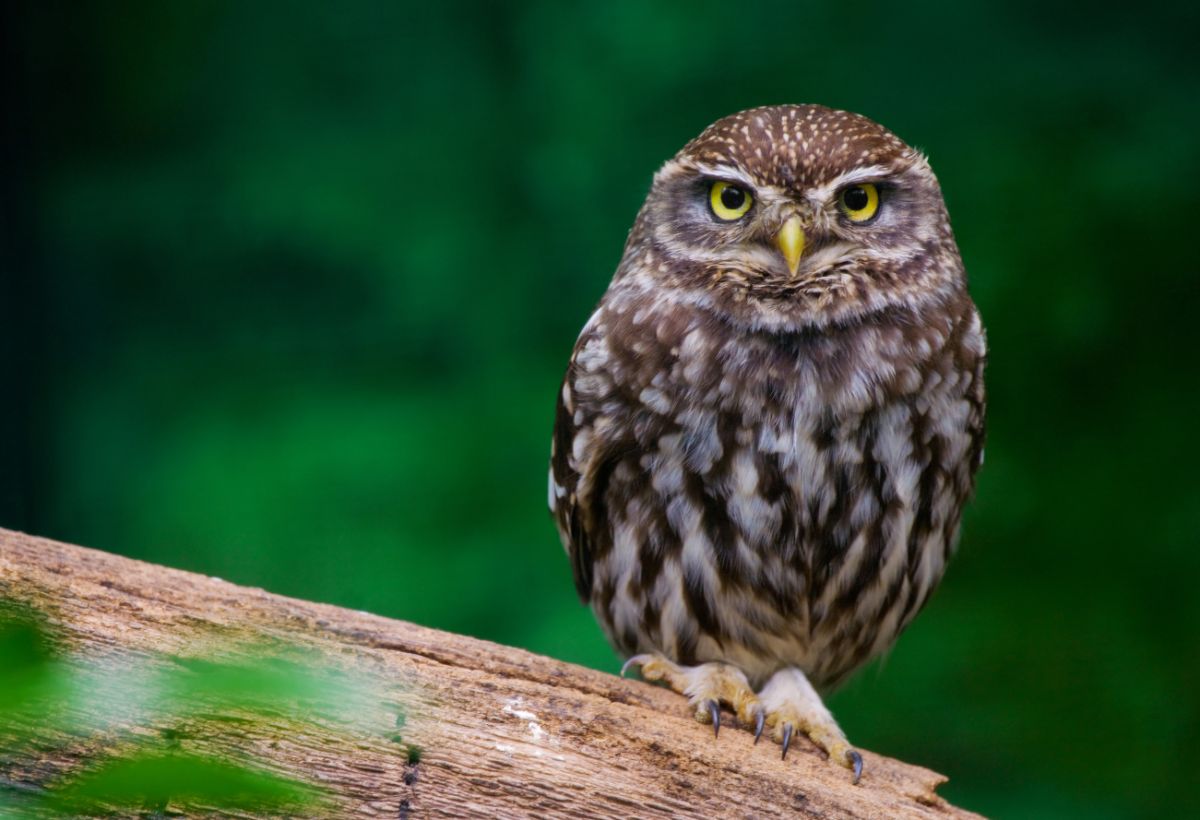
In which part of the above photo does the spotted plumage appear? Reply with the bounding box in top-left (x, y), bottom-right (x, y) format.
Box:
top-left (549, 105), bottom-right (985, 776)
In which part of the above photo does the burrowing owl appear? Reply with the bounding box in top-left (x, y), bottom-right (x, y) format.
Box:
top-left (549, 105), bottom-right (985, 782)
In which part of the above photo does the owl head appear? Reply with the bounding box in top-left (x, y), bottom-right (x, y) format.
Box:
top-left (622, 105), bottom-right (965, 332)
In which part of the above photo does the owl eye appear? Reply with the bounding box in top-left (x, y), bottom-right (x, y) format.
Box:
top-left (838, 183), bottom-right (880, 223)
top-left (709, 181), bottom-right (753, 221)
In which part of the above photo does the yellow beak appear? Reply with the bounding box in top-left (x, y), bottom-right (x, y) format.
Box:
top-left (776, 215), bottom-right (805, 277)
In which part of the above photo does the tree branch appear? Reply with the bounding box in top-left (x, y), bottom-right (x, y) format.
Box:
top-left (0, 528), bottom-right (979, 818)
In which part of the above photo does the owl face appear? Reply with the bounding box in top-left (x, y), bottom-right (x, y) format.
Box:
top-left (626, 105), bottom-right (964, 332)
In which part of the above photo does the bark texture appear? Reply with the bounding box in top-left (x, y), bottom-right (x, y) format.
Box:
top-left (0, 528), bottom-right (981, 819)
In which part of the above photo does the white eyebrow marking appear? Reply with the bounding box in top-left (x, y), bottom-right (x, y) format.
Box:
top-left (807, 165), bottom-right (892, 204)
top-left (691, 163), bottom-right (757, 188)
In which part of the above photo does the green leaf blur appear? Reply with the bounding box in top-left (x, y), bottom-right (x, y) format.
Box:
top-left (0, 610), bottom-right (49, 700)
top-left (0, 605), bottom-right (68, 726)
top-left (0, 606), bottom-right (405, 815)
top-left (3, 2), bottom-right (1197, 817)
top-left (44, 752), bottom-right (315, 815)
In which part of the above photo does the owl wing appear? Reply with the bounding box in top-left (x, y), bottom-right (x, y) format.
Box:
top-left (549, 372), bottom-right (592, 602)
top-left (549, 316), bottom-right (637, 605)
top-left (965, 318), bottom-right (989, 477)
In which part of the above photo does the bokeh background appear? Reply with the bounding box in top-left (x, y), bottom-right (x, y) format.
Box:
top-left (3, 2), bottom-right (1197, 817)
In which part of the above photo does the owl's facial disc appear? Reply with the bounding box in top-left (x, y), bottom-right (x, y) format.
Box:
top-left (648, 167), bottom-right (850, 283)
top-left (649, 157), bottom-right (939, 286)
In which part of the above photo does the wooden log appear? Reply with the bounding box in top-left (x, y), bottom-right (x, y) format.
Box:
top-left (0, 528), bottom-right (980, 818)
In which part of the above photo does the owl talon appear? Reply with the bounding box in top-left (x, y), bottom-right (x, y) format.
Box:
top-left (620, 654), bottom-right (652, 678)
top-left (847, 750), bottom-right (864, 785)
top-left (705, 699), bottom-right (720, 737)
top-left (781, 723), bottom-right (794, 760)
top-left (618, 654), bottom-right (762, 744)
top-left (753, 708), bottom-right (765, 744)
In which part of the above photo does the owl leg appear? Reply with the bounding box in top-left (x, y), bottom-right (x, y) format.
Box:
top-left (757, 667), bottom-right (863, 783)
top-left (621, 654), bottom-right (763, 738)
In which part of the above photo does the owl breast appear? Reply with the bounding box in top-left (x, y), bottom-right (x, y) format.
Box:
top-left (551, 280), bottom-right (986, 690)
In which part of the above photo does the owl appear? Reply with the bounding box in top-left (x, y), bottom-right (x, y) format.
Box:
top-left (549, 105), bottom-right (985, 783)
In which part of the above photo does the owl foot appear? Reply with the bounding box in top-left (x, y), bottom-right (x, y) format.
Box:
top-left (621, 654), bottom-right (762, 738)
top-left (758, 667), bottom-right (863, 784)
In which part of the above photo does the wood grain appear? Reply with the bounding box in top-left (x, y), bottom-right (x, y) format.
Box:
top-left (0, 528), bottom-right (981, 818)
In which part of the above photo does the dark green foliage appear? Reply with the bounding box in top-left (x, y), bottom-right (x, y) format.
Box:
top-left (2, 2), bottom-right (1198, 817)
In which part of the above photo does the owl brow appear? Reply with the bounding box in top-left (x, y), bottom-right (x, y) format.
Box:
top-left (691, 163), bottom-right (757, 189)
top-left (810, 165), bottom-right (893, 201)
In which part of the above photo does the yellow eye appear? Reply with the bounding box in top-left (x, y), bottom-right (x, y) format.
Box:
top-left (838, 183), bottom-right (880, 223)
top-left (709, 181), bottom-right (753, 221)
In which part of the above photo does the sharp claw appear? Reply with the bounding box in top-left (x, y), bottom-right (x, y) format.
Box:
top-left (781, 723), bottom-right (793, 760)
top-left (620, 655), bottom-right (647, 678)
top-left (706, 700), bottom-right (720, 737)
top-left (847, 749), bottom-right (863, 785)
top-left (753, 709), bottom-right (765, 744)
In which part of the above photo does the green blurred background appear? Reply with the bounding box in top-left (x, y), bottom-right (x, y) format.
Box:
top-left (2, 2), bottom-right (1197, 817)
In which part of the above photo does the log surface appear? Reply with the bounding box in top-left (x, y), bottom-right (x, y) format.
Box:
top-left (0, 528), bottom-right (981, 818)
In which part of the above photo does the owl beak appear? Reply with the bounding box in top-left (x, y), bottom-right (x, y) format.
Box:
top-left (776, 216), bottom-right (805, 278)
